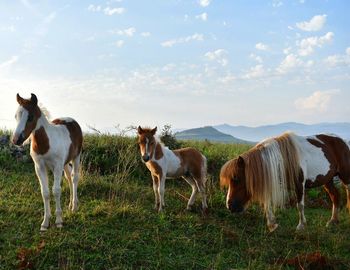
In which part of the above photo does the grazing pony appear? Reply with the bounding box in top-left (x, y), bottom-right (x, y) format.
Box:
top-left (12, 93), bottom-right (83, 231)
top-left (220, 132), bottom-right (350, 232)
top-left (137, 126), bottom-right (208, 213)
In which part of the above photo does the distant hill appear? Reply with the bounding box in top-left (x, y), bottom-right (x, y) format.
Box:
top-left (214, 122), bottom-right (350, 142)
top-left (175, 126), bottom-right (253, 144)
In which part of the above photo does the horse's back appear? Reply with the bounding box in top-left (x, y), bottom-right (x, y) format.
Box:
top-left (52, 118), bottom-right (83, 162)
top-left (173, 147), bottom-right (206, 178)
top-left (300, 134), bottom-right (350, 182)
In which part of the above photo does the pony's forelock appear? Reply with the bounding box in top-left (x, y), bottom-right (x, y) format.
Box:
top-left (220, 159), bottom-right (236, 188)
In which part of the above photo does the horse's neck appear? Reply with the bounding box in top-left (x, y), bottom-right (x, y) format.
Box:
top-left (158, 142), bottom-right (177, 160)
top-left (32, 112), bottom-right (51, 134)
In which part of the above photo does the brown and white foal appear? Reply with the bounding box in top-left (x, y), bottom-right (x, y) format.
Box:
top-left (12, 93), bottom-right (83, 231)
top-left (137, 126), bottom-right (208, 212)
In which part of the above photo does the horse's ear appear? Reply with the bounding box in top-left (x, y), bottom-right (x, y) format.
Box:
top-left (30, 93), bottom-right (38, 106)
top-left (16, 93), bottom-right (25, 105)
top-left (137, 126), bottom-right (143, 135)
top-left (237, 156), bottom-right (245, 168)
top-left (151, 126), bottom-right (157, 135)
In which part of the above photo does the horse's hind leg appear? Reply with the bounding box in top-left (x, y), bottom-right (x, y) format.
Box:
top-left (194, 177), bottom-right (208, 213)
top-left (64, 164), bottom-right (73, 210)
top-left (71, 154), bottom-right (80, 212)
top-left (339, 177), bottom-right (350, 214)
top-left (183, 177), bottom-right (198, 211)
top-left (324, 180), bottom-right (340, 227)
top-left (345, 184), bottom-right (350, 214)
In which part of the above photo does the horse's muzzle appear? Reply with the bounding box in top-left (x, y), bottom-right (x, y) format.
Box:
top-left (229, 200), bottom-right (244, 213)
top-left (12, 133), bottom-right (25, 146)
top-left (142, 154), bottom-right (150, 162)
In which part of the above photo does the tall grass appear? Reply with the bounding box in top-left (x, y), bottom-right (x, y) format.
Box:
top-left (1, 129), bottom-right (349, 269)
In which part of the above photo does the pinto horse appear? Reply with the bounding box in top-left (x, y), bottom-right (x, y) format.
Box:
top-left (220, 132), bottom-right (350, 232)
top-left (137, 126), bottom-right (208, 213)
top-left (12, 93), bottom-right (83, 231)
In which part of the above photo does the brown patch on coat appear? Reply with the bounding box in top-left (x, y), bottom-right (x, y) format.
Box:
top-left (154, 143), bottom-right (164, 160)
top-left (52, 118), bottom-right (83, 164)
top-left (173, 147), bottom-right (205, 179)
top-left (307, 134), bottom-right (350, 187)
top-left (31, 126), bottom-right (50, 155)
top-left (146, 161), bottom-right (163, 180)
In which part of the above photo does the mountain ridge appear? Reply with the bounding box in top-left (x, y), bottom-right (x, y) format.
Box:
top-left (214, 122), bottom-right (350, 142)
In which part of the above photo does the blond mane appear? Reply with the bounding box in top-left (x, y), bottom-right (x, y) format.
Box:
top-left (243, 132), bottom-right (300, 209)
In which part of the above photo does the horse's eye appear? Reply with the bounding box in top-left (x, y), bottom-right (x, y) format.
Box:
top-left (233, 177), bottom-right (240, 184)
top-left (28, 114), bottom-right (34, 122)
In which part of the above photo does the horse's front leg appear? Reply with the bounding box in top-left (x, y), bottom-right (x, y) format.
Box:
top-left (34, 163), bottom-right (51, 231)
top-left (52, 165), bottom-right (64, 228)
top-left (158, 175), bottom-right (166, 212)
top-left (151, 174), bottom-right (160, 211)
top-left (265, 203), bottom-right (278, 232)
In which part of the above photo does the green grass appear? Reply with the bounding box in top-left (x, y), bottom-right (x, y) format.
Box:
top-left (0, 136), bottom-right (350, 269)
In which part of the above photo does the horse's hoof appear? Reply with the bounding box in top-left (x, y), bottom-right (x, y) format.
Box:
top-left (326, 219), bottom-right (339, 227)
top-left (202, 207), bottom-right (209, 216)
top-left (40, 226), bottom-right (48, 232)
top-left (56, 223), bottom-right (63, 229)
top-left (296, 223), bottom-right (306, 231)
top-left (268, 223), bottom-right (278, 232)
top-left (186, 205), bottom-right (194, 211)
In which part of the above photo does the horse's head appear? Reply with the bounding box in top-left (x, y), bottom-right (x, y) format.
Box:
top-left (220, 156), bottom-right (251, 213)
top-left (137, 126), bottom-right (157, 162)
top-left (12, 93), bottom-right (41, 146)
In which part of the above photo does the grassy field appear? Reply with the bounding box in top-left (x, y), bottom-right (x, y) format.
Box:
top-left (0, 133), bottom-right (350, 269)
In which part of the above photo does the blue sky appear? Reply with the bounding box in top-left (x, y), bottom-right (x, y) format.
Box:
top-left (0, 0), bottom-right (349, 131)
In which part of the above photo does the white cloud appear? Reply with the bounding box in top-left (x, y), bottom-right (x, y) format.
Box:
top-left (88, 4), bottom-right (101, 12)
top-left (276, 53), bottom-right (303, 74)
top-left (0, 25), bottom-right (15, 32)
top-left (141, 32), bottom-right (151, 37)
top-left (115, 40), bottom-right (124, 47)
top-left (297, 32), bottom-right (334, 56)
top-left (161, 33), bottom-right (204, 47)
top-left (195, 12), bottom-right (208, 21)
top-left (272, 0), bottom-right (283, 7)
top-left (199, 0), bottom-right (211, 7)
top-left (295, 90), bottom-right (340, 112)
top-left (283, 47), bottom-right (292, 55)
top-left (243, 64), bottom-right (266, 79)
top-left (255, 42), bottom-right (269, 51)
top-left (324, 47), bottom-right (350, 67)
top-left (43, 12), bottom-right (56, 24)
top-left (104, 7), bottom-right (125, 15)
top-left (204, 49), bottom-right (228, 66)
top-left (296, 14), bottom-right (327, 32)
top-left (249, 53), bottom-right (263, 63)
top-left (113, 27), bottom-right (136, 37)
top-left (299, 0), bottom-right (305, 3)
top-left (0, 56), bottom-right (19, 69)
top-left (88, 5), bottom-right (125, 15)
